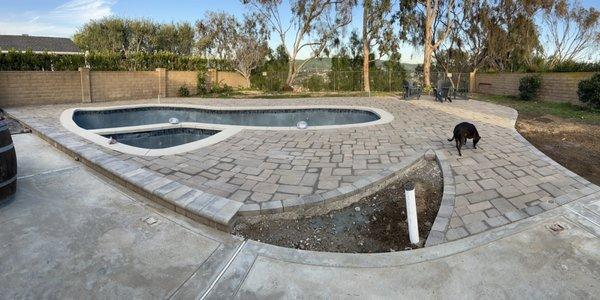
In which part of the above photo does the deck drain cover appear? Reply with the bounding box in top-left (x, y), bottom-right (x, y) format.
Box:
top-left (144, 216), bottom-right (158, 226)
top-left (548, 223), bottom-right (565, 233)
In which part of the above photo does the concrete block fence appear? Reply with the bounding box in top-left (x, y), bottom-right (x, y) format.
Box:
top-left (0, 68), bottom-right (248, 107)
top-left (472, 72), bottom-right (595, 105)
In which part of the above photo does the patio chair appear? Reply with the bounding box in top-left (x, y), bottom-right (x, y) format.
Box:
top-left (433, 79), bottom-right (452, 103)
top-left (403, 81), bottom-right (422, 100)
top-left (450, 86), bottom-right (469, 100)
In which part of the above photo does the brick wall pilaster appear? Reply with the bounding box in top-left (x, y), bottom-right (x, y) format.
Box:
top-left (156, 68), bottom-right (167, 98)
top-left (79, 67), bottom-right (91, 103)
top-left (469, 72), bottom-right (476, 93)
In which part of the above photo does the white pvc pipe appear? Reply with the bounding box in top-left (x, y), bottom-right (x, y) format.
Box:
top-left (405, 183), bottom-right (419, 244)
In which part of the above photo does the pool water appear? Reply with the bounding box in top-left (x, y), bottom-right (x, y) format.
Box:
top-left (103, 128), bottom-right (219, 149)
top-left (74, 107), bottom-right (380, 129)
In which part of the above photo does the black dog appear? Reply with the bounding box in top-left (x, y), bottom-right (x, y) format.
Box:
top-left (448, 122), bottom-right (480, 156)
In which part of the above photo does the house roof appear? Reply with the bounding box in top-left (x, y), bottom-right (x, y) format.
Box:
top-left (0, 35), bottom-right (80, 53)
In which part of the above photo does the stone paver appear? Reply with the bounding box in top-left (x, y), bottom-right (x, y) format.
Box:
top-left (6, 96), bottom-right (599, 243)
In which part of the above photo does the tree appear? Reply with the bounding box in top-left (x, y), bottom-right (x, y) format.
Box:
top-left (74, 17), bottom-right (128, 53)
top-left (243, 0), bottom-right (355, 88)
top-left (196, 12), bottom-right (238, 61)
top-left (542, 0), bottom-right (600, 67)
top-left (483, 0), bottom-right (545, 72)
top-left (456, 0), bottom-right (491, 73)
top-left (74, 18), bottom-right (194, 55)
top-left (251, 45), bottom-right (290, 91)
top-left (197, 12), bottom-right (270, 86)
top-left (398, 0), bottom-right (456, 89)
top-left (452, 0), bottom-right (550, 73)
top-left (361, 0), bottom-right (398, 92)
top-left (129, 19), bottom-right (157, 53)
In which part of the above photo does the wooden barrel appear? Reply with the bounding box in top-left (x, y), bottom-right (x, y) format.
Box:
top-left (0, 119), bottom-right (17, 201)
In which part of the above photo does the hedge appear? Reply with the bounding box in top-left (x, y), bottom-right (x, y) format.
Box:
top-left (0, 50), bottom-right (232, 71)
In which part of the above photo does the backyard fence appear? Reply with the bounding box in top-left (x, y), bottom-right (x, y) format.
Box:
top-left (252, 69), bottom-right (411, 92)
top-left (0, 68), bottom-right (248, 106)
top-left (472, 72), bottom-right (595, 105)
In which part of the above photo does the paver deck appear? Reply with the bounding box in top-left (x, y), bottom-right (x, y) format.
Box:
top-left (6, 96), bottom-right (599, 243)
top-left (2, 133), bottom-right (599, 298)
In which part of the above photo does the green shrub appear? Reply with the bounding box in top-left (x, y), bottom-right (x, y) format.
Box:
top-left (178, 85), bottom-right (190, 97)
top-left (196, 71), bottom-right (208, 94)
top-left (577, 73), bottom-right (600, 108)
top-left (303, 74), bottom-right (326, 91)
top-left (210, 84), bottom-right (233, 94)
top-left (0, 49), bottom-right (225, 71)
top-left (518, 74), bottom-right (542, 100)
top-left (552, 61), bottom-right (600, 72)
top-left (221, 84), bottom-right (233, 94)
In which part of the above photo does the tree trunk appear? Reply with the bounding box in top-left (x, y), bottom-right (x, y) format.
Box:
top-left (245, 75), bottom-right (251, 88)
top-left (423, 45), bottom-right (433, 89)
top-left (286, 59), bottom-right (297, 88)
top-left (362, 1), bottom-right (370, 93)
top-left (422, 0), bottom-right (434, 89)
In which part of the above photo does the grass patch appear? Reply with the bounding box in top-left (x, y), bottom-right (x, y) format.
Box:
top-left (471, 93), bottom-right (600, 125)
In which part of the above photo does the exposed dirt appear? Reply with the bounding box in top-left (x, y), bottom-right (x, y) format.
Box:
top-left (232, 159), bottom-right (443, 253)
top-left (516, 114), bottom-right (600, 185)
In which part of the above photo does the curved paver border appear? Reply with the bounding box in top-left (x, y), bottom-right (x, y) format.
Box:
top-left (238, 151), bottom-right (424, 215)
top-left (425, 149), bottom-right (456, 246)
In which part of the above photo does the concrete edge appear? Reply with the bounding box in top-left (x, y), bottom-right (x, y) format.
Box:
top-left (240, 204), bottom-right (574, 269)
top-left (9, 113), bottom-right (243, 231)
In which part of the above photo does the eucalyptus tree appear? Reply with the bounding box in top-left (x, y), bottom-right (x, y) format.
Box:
top-left (542, 0), bottom-right (600, 67)
top-left (361, 0), bottom-right (398, 92)
top-left (397, 0), bottom-right (457, 88)
top-left (196, 12), bottom-right (270, 86)
top-left (242, 0), bottom-right (356, 87)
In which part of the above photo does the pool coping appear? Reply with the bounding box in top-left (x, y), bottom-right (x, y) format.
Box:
top-left (59, 104), bottom-right (395, 156)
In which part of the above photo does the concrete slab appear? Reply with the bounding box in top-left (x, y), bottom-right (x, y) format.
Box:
top-left (0, 134), bottom-right (239, 298)
top-left (13, 133), bottom-right (77, 178)
top-left (233, 218), bottom-right (600, 298)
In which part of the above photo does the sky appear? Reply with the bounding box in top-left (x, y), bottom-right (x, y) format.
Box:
top-left (0, 0), bottom-right (598, 63)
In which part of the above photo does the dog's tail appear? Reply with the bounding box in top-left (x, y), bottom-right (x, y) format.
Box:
top-left (447, 137), bottom-right (454, 141)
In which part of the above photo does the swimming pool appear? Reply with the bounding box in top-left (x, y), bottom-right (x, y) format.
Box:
top-left (74, 106), bottom-right (381, 129)
top-left (103, 128), bottom-right (220, 149)
top-left (61, 104), bottom-right (394, 156)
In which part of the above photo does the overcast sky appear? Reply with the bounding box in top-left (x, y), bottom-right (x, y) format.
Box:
top-left (1, 0), bottom-right (598, 63)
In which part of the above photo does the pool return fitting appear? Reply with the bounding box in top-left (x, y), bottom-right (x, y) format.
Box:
top-left (404, 182), bottom-right (419, 244)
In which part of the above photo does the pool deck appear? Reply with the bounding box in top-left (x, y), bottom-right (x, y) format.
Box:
top-left (5, 96), bottom-right (600, 244)
top-left (1, 133), bottom-right (599, 298)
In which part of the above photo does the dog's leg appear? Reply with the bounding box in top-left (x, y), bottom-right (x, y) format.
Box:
top-left (455, 139), bottom-right (462, 156)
